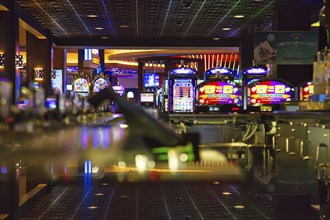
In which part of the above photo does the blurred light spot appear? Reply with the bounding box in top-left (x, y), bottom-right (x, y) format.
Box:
top-left (168, 149), bottom-right (179, 171)
top-left (92, 166), bottom-right (99, 173)
top-left (1, 165), bottom-right (7, 174)
top-left (118, 161), bottom-right (126, 169)
top-left (101, 183), bottom-right (108, 186)
top-left (95, 193), bottom-right (104, 196)
top-left (222, 192), bottom-right (232, 195)
top-left (87, 206), bottom-right (98, 209)
top-left (213, 181), bottom-right (220, 185)
top-left (119, 124), bottom-right (128, 128)
top-left (234, 205), bottom-right (245, 209)
top-left (180, 153), bottom-right (188, 162)
top-left (135, 154), bottom-right (148, 172)
top-left (147, 161), bottom-right (156, 168)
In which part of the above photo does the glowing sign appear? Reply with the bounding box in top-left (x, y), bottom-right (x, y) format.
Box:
top-left (248, 80), bottom-right (294, 105)
top-left (197, 81), bottom-right (242, 105)
top-left (170, 67), bottom-right (196, 75)
top-left (205, 67), bottom-right (233, 75)
top-left (242, 67), bottom-right (268, 75)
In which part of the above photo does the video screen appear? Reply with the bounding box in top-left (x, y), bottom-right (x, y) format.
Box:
top-left (144, 73), bottom-right (160, 88)
top-left (248, 80), bottom-right (293, 105)
top-left (172, 79), bottom-right (194, 112)
top-left (112, 85), bottom-right (125, 96)
top-left (140, 92), bottom-right (154, 103)
top-left (300, 82), bottom-right (314, 101)
top-left (46, 97), bottom-right (57, 109)
top-left (197, 81), bottom-right (242, 106)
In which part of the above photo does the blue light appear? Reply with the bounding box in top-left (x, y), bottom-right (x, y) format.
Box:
top-left (1, 165), bottom-right (7, 174)
top-left (84, 161), bottom-right (88, 174)
top-left (89, 161), bottom-right (92, 174)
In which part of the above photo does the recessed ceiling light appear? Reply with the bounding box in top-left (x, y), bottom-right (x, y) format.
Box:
top-left (222, 192), bottom-right (232, 195)
top-left (213, 37), bottom-right (220, 40)
top-left (120, 24), bottom-right (129, 28)
top-left (95, 27), bottom-right (103, 30)
top-left (234, 15), bottom-right (244, 18)
top-left (87, 206), bottom-right (98, 209)
top-left (222, 28), bottom-right (231, 31)
top-left (87, 14), bottom-right (98, 18)
top-left (234, 205), bottom-right (245, 209)
top-left (100, 36), bottom-right (108, 39)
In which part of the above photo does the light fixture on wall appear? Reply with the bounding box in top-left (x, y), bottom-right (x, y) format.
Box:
top-left (15, 55), bottom-right (24, 68)
top-left (0, 54), bottom-right (4, 67)
top-left (33, 68), bottom-right (44, 81)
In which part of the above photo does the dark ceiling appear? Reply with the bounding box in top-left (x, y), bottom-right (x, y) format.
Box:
top-left (14, 0), bottom-right (323, 47)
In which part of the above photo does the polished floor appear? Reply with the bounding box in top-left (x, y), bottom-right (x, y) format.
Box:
top-left (18, 180), bottom-right (274, 220)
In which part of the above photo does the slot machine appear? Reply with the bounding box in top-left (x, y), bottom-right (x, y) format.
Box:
top-left (246, 79), bottom-right (294, 112)
top-left (241, 66), bottom-right (268, 111)
top-left (168, 67), bottom-right (197, 114)
top-left (196, 79), bottom-right (242, 113)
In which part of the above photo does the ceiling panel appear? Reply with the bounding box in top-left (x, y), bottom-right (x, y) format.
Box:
top-left (15, 0), bottom-right (323, 48)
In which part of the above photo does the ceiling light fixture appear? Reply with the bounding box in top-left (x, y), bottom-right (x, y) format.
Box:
top-left (234, 15), bottom-right (244, 18)
top-left (100, 36), bottom-right (108, 39)
top-left (222, 28), bottom-right (231, 31)
top-left (212, 37), bottom-right (220, 40)
top-left (120, 24), bottom-right (129, 28)
top-left (95, 27), bottom-right (103, 30)
top-left (87, 14), bottom-right (98, 18)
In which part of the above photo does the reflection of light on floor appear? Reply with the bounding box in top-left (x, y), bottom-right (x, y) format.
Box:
top-left (94, 193), bottom-right (104, 196)
top-left (87, 206), bottom-right (98, 209)
top-left (234, 205), bottom-right (245, 209)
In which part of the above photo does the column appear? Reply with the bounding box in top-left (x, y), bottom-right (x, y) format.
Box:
top-left (53, 48), bottom-right (67, 93)
top-left (239, 30), bottom-right (254, 71)
top-left (26, 31), bottom-right (52, 95)
top-left (99, 49), bottom-right (105, 74)
top-left (0, 1), bottom-right (20, 104)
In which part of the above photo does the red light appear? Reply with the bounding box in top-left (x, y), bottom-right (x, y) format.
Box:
top-left (232, 107), bottom-right (239, 111)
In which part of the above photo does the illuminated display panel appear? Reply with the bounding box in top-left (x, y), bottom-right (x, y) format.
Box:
top-left (170, 67), bottom-right (196, 75)
top-left (248, 80), bottom-right (293, 105)
top-left (173, 79), bottom-right (194, 112)
top-left (242, 67), bottom-right (267, 75)
top-left (144, 73), bottom-right (159, 87)
top-left (300, 82), bottom-right (314, 101)
top-left (197, 81), bottom-right (242, 106)
top-left (93, 78), bottom-right (108, 92)
top-left (73, 78), bottom-right (89, 92)
top-left (140, 92), bottom-right (154, 103)
top-left (205, 67), bottom-right (233, 76)
top-left (112, 85), bottom-right (125, 96)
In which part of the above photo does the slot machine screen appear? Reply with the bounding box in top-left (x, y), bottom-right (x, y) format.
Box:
top-left (140, 92), bottom-right (154, 103)
top-left (300, 82), bottom-right (314, 101)
top-left (144, 73), bottom-right (160, 88)
top-left (197, 81), bottom-right (242, 106)
top-left (173, 79), bottom-right (194, 113)
top-left (46, 97), bottom-right (57, 109)
top-left (248, 80), bottom-right (293, 105)
top-left (93, 78), bottom-right (108, 92)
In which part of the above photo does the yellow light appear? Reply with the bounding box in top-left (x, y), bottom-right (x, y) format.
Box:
top-left (234, 205), bottom-right (245, 209)
top-left (179, 153), bottom-right (188, 162)
top-left (106, 60), bottom-right (138, 66)
top-left (213, 181), bottom-right (220, 185)
top-left (87, 206), bottom-right (98, 209)
top-left (118, 161), bottom-right (126, 169)
top-left (311, 21), bottom-right (320, 27)
top-left (234, 15), bottom-right (244, 18)
top-left (222, 192), bottom-right (232, 195)
top-left (87, 14), bottom-right (98, 18)
top-left (95, 27), bottom-right (103, 30)
top-left (222, 28), bottom-right (231, 31)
